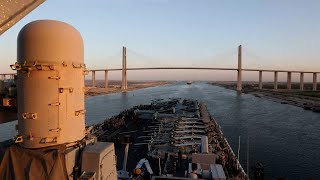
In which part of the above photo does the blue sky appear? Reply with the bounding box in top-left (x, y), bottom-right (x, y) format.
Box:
top-left (1, 0), bottom-right (319, 81)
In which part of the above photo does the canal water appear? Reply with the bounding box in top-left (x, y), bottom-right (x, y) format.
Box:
top-left (1, 82), bottom-right (320, 179)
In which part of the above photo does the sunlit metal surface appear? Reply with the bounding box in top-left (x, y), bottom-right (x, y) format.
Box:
top-left (0, 0), bottom-right (45, 35)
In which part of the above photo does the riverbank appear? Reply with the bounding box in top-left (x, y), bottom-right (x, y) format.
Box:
top-left (211, 82), bottom-right (320, 112)
top-left (0, 81), bottom-right (172, 124)
top-left (85, 80), bottom-right (171, 98)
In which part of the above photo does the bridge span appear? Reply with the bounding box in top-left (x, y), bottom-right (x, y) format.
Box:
top-left (2, 45), bottom-right (318, 92)
top-left (88, 45), bottom-right (319, 92)
top-left (92, 67), bottom-right (238, 71)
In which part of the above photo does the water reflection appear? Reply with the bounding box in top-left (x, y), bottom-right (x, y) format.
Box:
top-left (0, 110), bottom-right (17, 124)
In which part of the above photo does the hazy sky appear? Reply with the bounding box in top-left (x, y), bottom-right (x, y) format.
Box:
top-left (1, 0), bottom-right (319, 81)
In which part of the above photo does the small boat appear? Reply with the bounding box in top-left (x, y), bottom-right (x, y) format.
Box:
top-left (187, 81), bottom-right (193, 85)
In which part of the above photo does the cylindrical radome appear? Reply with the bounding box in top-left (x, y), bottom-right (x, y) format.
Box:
top-left (16, 20), bottom-right (85, 148)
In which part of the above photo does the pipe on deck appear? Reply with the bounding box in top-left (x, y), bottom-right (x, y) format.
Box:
top-left (201, 136), bottom-right (209, 153)
top-left (123, 144), bottom-right (129, 171)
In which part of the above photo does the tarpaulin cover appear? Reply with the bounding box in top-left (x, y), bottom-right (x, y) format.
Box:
top-left (0, 144), bottom-right (69, 180)
top-left (0, 0), bottom-right (45, 35)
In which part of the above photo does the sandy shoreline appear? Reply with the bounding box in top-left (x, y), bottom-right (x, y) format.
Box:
top-left (211, 82), bottom-right (320, 112)
top-left (85, 81), bottom-right (171, 98)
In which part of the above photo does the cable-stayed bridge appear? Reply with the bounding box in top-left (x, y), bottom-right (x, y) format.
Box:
top-left (87, 45), bottom-right (319, 92)
top-left (2, 45), bottom-right (319, 92)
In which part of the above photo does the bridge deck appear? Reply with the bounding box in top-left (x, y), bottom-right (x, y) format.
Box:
top-left (90, 67), bottom-right (320, 74)
top-left (2, 68), bottom-right (319, 74)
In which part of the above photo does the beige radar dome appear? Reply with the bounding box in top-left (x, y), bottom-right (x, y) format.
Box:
top-left (13, 20), bottom-right (86, 148)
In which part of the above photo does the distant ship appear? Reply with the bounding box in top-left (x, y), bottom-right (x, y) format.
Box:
top-left (187, 81), bottom-right (193, 85)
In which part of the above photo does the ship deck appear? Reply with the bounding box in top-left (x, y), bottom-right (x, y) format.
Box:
top-left (93, 98), bottom-right (248, 179)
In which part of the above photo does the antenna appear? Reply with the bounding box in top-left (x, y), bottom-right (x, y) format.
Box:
top-left (247, 136), bottom-right (250, 177)
top-left (237, 136), bottom-right (241, 168)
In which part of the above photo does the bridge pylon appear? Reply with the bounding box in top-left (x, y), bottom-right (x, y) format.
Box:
top-left (122, 46), bottom-right (128, 90)
top-left (236, 45), bottom-right (242, 92)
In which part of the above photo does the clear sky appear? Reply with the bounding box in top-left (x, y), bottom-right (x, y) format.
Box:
top-left (1, 0), bottom-right (319, 81)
